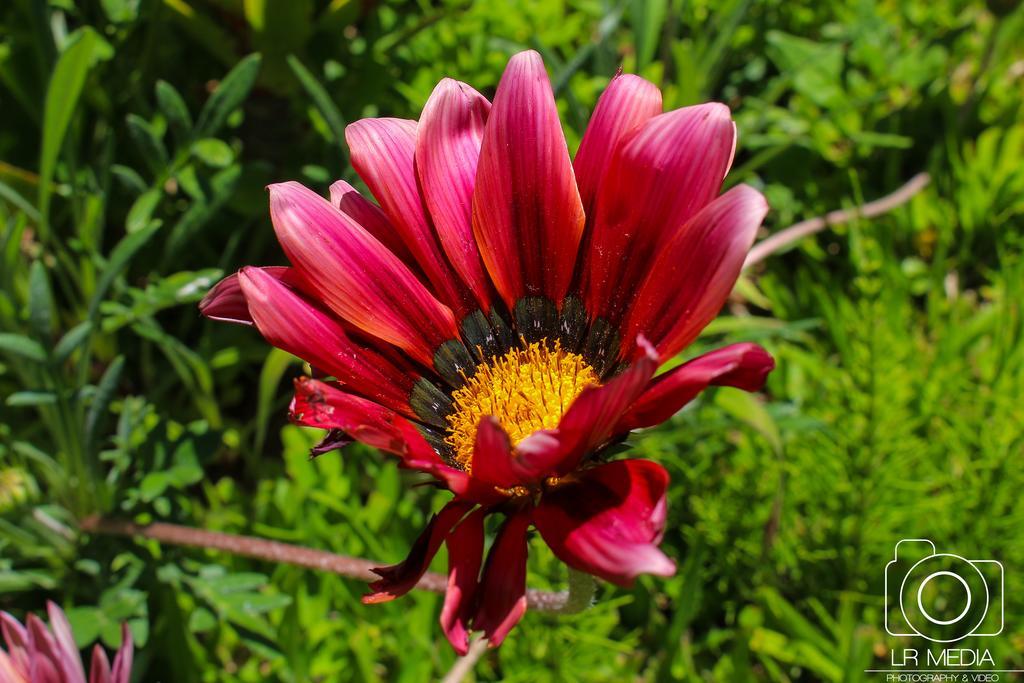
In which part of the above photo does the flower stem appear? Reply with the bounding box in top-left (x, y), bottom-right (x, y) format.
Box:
top-left (553, 567), bottom-right (595, 615)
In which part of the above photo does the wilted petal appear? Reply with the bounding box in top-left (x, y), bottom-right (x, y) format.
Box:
top-left (622, 185), bottom-right (768, 360)
top-left (582, 103), bottom-right (736, 325)
top-left (329, 180), bottom-right (419, 269)
top-left (363, 501), bottom-right (472, 604)
top-left (472, 512), bottom-right (530, 648)
top-left (533, 459), bottom-right (675, 586)
top-left (472, 50), bottom-right (585, 309)
top-left (573, 73), bottom-right (662, 218)
top-left (238, 266), bottom-right (416, 415)
top-left (615, 343), bottom-right (774, 432)
top-left (440, 508), bottom-right (486, 655)
top-left (417, 79), bottom-right (494, 311)
top-left (269, 181), bottom-right (461, 368)
top-left (346, 118), bottom-right (475, 316)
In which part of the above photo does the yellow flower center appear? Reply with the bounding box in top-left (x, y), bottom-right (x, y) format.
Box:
top-left (445, 340), bottom-right (599, 470)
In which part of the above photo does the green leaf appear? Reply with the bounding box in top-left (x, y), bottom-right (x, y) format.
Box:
top-left (155, 79), bottom-right (194, 144)
top-left (630, 0), bottom-right (668, 71)
top-left (191, 138), bottom-right (234, 167)
top-left (126, 114), bottom-right (169, 175)
top-left (85, 356), bottom-right (125, 453)
top-left (6, 391), bottom-right (58, 407)
top-left (194, 53), bottom-right (262, 138)
top-left (287, 54), bottom-right (347, 146)
top-left (28, 261), bottom-right (54, 340)
top-left (38, 27), bottom-right (110, 233)
top-left (88, 223), bottom-right (161, 320)
top-left (0, 333), bottom-right (47, 362)
top-left (53, 321), bottom-right (93, 363)
top-left (125, 187), bottom-right (163, 233)
top-left (0, 180), bottom-right (41, 222)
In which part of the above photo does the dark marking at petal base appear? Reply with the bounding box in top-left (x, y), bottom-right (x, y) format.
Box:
top-left (513, 296), bottom-right (559, 343)
top-left (558, 295), bottom-right (589, 352)
top-left (417, 424), bottom-right (453, 461)
top-left (309, 429), bottom-right (353, 458)
top-left (583, 317), bottom-right (621, 377)
top-left (410, 378), bottom-right (453, 429)
top-left (433, 339), bottom-right (477, 388)
top-left (460, 309), bottom-right (502, 361)
top-left (488, 307), bottom-right (516, 354)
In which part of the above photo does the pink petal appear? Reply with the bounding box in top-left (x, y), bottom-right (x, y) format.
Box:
top-left (615, 343), bottom-right (774, 432)
top-left (110, 625), bottom-right (132, 683)
top-left (472, 512), bottom-right (530, 647)
top-left (533, 459), bottom-right (675, 586)
top-left (237, 266), bottom-right (417, 416)
top-left (581, 103), bottom-right (736, 326)
top-left (0, 649), bottom-right (29, 683)
top-left (269, 181), bottom-right (461, 369)
top-left (440, 508), bottom-right (486, 655)
top-left (329, 180), bottom-right (419, 269)
top-left (88, 646), bottom-right (111, 683)
top-left (346, 118), bottom-right (475, 317)
top-left (46, 602), bottom-right (85, 683)
top-left (573, 73), bottom-right (662, 218)
top-left (511, 339), bottom-right (659, 478)
top-left (471, 50), bottom-right (585, 309)
top-left (363, 501), bottom-right (472, 604)
top-left (416, 79), bottom-right (494, 312)
top-left (25, 614), bottom-right (62, 683)
top-left (198, 266), bottom-right (293, 326)
top-left (1, 612), bottom-right (30, 678)
top-left (621, 185), bottom-right (769, 361)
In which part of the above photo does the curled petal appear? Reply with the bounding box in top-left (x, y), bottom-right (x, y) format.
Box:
top-left (329, 180), bottom-right (419, 268)
top-left (417, 79), bottom-right (493, 311)
top-left (473, 512), bottom-right (530, 648)
top-left (346, 118), bottom-right (474, 316)
top-left (574, 73), bottom-right (662, 218)
top-left (472, 50), bottom-right (585, 308)
top-left (533, 459), bottom-right (675, 586)
top-left (238, 266), bottom-right (416, 415)
top-left (199, 266), bottom-right (293, 326)
top-left (269, 181), bottom-right (460, 368)
top-left (363, 501), bottom-right (472, 604)
top-left (290, 377), bottom-right (440, 466)
top-left (582, 103), bottom-right (736, 325)
top-left (615, 343), bottom-right (774, 432)
top-left (622, 185), bottom-right (769, 360)
top-left (440, 508), bottom-right (487, 655)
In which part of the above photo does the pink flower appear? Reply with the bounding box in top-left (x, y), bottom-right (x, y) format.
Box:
top-left (0, 602), bottom-right (133, 683)
top-left (201, 50), bottom-right (773, 653)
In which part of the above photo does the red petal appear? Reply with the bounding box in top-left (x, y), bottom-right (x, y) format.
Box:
top-left (513, 340), bottom-right (659, 478)
top-left (417, 79), bottom-right (493, 312)
top-left (472, 50), bottom-right (585, 309)
top-left (238, 266), bottom-right (416, 415)
top-left (470, 417), bottom-right (528, 487)
top-left (581, 103), bottom-right (736, 325)
top-left (622, 185), bottom-right (768, 360)
top-left (89, 646), bottom-right (111, 683)
top-left (269, 181), bottom-right (460, 368)
top-left (290, 377), bottom-right (440, 465)
top-left (440, 508), bottom-right (487, 655)
top-left (199, 266), bottom-right (294, 326)
top-left (110, 624), bottom-right (132, 683)
top-left (574, 73), bottom-right (662, 218)
top-left (473, 512), bottom-right (530, 647)
top-left (616, 343), bottom-right (774, 432)
top-left (329, 179), bottom-right (419, 269)
top-left (346, 118), bottom-right (475, 317)
top-left (363, 501), bottom-right (472, 604)
top-left (533, 459), bottom-right (675, 586)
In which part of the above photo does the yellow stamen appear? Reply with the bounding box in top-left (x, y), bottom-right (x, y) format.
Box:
top-left (445, 339), bottom-right (598, 471)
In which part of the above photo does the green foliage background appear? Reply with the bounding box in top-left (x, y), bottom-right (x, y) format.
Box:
top-left (1, 0), bottom-right (1023, 680)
